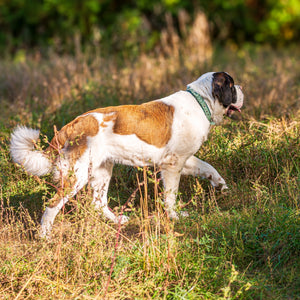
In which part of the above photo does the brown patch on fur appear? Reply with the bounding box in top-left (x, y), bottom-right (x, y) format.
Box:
top-left (102, 113), bottom-right (117, 123)
top-left (45, 114), bottom-right (99, 163)
top-left (85, 101), bottom-right (174, 148)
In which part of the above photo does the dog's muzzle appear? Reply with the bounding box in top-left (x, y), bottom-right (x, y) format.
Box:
top-left (227, 85), bottom-right (244, 117)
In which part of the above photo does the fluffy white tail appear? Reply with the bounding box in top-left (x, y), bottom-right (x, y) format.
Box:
top-left (10, 126), bottom-right (52, 176)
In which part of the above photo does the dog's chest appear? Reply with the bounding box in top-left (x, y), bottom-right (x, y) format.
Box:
top-left (162, 92), bottom-right (210, 154)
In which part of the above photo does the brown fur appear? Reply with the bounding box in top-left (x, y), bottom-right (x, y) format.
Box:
top-left (85, 101), bottom-right (175, 148)
top-left (45, 114), bottom-right (99, 163)
top-left (44, 101), bottom-right (174, 190)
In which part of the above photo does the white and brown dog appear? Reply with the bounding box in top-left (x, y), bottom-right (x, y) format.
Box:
top-left (10, 72), bottom-right (243, 237)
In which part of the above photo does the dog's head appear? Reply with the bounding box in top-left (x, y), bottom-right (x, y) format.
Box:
top-left (212, 72), bottom-right (243, 117)
top-left (188, 72), bottom-right (244, 124)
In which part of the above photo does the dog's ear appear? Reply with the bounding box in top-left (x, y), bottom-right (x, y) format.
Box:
top-left (212, 72), bottom-right (237, 107)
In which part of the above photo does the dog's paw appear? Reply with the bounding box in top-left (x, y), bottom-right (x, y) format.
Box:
top-left (39, 222), bottom-right (52, 240)
top-left (179, 211), bottom-right (189, 217)
top-left (207, 174), bottom-right (227, 188)
top-left (218, 183), bottom-right (229, 195)
top-left (118, 214), bottom-right (129, 224)
top-left (167, 209), bottom-right (189, 219)
top-left (221, 184), bottom-right (229, 191)
top-left (212, 177), bottom-right (228, 192)
top-left (167, 210), bottom-right (179, 220)
top-left (39, 229), bottom-right (50, 240)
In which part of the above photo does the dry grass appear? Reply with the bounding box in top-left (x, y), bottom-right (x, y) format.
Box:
top-left (0, 42), bottom-right (299, 298)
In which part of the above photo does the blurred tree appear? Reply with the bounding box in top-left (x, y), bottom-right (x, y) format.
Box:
top-left (0, 0), bottom-right (299, 54)
top-left (256, 0), bottom-right (300, 43)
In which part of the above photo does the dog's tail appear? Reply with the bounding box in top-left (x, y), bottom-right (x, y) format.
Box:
top-left (10, 126), bottom-right (52, 176)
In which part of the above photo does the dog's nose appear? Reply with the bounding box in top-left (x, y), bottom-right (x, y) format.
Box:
top-left (239, 85), bottom-right (243, 90)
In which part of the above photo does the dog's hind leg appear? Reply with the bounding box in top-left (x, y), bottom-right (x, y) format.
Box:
top-left (182, 156), bottom-right (228, 190)
top-left (40, 193), bottom-right (70, 238)
top-left (40, 172), bottom-right (88, 238)
top-left (91, 161), bottom-right (129, 224)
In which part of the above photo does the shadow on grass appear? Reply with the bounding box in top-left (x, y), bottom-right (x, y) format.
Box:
top-left (5, 191), bottom-right (45, 219)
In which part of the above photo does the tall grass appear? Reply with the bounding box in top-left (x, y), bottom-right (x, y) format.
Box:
top-left (0, 43), bottom-right (299, 298)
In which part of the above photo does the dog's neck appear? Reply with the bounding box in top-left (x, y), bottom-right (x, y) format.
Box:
top-left (187, 73), bottom-right (225, 125)
top-left (186, 87), bottom-right (215, 125)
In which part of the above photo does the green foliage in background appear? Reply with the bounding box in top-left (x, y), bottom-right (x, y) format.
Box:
top-left (0, 0), bottom-right (299, 54)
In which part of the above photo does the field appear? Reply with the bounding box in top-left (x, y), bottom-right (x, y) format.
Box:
top-left (0, 45), bottom-right (299, 299)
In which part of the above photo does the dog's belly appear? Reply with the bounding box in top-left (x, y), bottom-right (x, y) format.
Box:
top-left (89, 132), bottom-right (167, 167)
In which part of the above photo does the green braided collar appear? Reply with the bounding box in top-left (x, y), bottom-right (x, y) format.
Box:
top-left (186, 86), bottom-right (215, 125)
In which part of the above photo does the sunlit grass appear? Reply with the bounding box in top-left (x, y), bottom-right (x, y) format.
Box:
top-left (0, 45), bottom-right (299, 298)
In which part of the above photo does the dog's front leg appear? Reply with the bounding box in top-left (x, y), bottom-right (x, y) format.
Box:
top-left (182, 156), bottom-right (228, 190)
top-left (161, 167), bottom-right (182, 219)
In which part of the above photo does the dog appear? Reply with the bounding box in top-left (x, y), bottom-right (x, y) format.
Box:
top-left (10, 72), bottom-right (244, 237)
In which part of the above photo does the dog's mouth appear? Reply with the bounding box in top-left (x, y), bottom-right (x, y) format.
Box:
top-left (226, 104), bottom-right (241, 117)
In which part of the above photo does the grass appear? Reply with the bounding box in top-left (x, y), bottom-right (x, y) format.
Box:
top-left (0, 44), bottom-right (299, 299)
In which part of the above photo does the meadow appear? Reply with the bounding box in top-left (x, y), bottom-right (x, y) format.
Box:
top-left (0, 44), bottom-right (299, 299)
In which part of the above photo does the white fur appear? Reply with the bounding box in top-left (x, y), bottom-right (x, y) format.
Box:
top-left (10, 126), bottom-right (52, 176)
top-left (10, 72), bottom-right (244, 238)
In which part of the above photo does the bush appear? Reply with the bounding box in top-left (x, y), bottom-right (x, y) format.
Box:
top-left (0, 0), bottom-right (299, 55)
